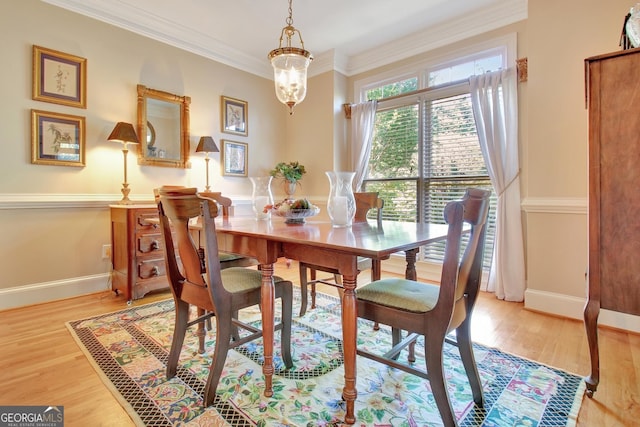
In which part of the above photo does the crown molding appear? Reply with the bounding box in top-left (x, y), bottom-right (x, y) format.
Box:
top-left (42, 0), bottom-right (273, 78)
top-left (44, 0), bottom-right (527, 79)
top-left (345, 0), bottom-right (527, 76)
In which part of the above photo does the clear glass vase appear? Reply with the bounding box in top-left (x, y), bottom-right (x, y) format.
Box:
top-left (627, 3), bottom-right (640, 48)
top-left (326, 171), bottom-right (356, 227)
top-left (250, 176), bottom-right (274, 220)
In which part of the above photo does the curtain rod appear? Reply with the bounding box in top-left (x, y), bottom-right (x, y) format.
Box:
top-left (344, 59), bottom-right (527, 119)
top-left (343, 78), bottom-right (469, 119)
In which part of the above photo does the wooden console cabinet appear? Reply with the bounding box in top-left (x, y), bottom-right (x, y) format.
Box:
top-left (584, 48), bottom-right (640, 396)
top-left (110, 204), bottom-right (169, 303)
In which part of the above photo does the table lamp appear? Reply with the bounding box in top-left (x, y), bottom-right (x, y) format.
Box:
top-left (108, 122), bottom-right (139, 204)
top-left (195, 136), bottom-right (219, 191)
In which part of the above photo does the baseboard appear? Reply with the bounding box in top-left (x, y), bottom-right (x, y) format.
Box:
top-left (0, 274), bottom-right (111, 311)
top-left (382, 256), bottom-right (443, 283)
top-left (524, 289), bottom-right (640, 333)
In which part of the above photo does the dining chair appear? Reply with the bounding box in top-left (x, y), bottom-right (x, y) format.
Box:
top-left (355, 188), bottom-right (490, 427)
top-left (154, 186), bottom-right (258, 271)
top-left (199, 191), bottom-right (259, 269)
top-left (298, 192), bottom-right (384, 317)
top-left (156, 187), bottom-right (294, 406)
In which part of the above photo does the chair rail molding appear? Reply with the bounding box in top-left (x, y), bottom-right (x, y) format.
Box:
top-left (521, 197), bottom-right (587, 215)
top-left (0, 193), bottom-right (153, 210)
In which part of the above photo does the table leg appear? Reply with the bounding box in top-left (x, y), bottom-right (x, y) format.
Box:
top-left (260, 263), bottom-right (275, 397)
top-left (341, 273), bottom-right (358, 424)
top-left (405, 248), bottom-right (419, 280)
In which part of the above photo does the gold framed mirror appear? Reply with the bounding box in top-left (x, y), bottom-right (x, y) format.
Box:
top-left (137, 84), bottom-right (191, 168)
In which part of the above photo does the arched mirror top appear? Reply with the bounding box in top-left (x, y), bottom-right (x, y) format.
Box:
top-left (137, 84), bottom-right (191, 168)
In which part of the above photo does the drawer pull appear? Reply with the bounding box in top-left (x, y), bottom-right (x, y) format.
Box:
top-left (151, 240), bottom-right (160, 250)
top-left (150, 266), bottom-right (160, 276)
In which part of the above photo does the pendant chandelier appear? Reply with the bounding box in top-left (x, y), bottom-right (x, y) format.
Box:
top-left (268, 0), bottom-right (313, 115)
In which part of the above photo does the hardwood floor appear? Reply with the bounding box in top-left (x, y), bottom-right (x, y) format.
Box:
top-left (1, 260), bottom-right (638, 426)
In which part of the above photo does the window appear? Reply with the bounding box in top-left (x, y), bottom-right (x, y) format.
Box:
top-left (359, 46), bottom-right (508, 268)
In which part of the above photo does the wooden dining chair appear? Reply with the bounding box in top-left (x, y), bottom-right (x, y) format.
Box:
top-left (199, 191), bottom-right (259, 269)
top-left (298, 192), bottom-right (384, 317)
top-left (156, 187), bottom-right (294, 406)
top-left (355, 188), bottom-right (490, 427)
top-left (154, 186), bottom-right (258, 270)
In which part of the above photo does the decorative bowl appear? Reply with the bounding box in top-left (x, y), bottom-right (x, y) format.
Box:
top-left (271, 206), bottom-right (320, 224)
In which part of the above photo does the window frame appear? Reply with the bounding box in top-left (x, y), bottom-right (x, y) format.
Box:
top-left (354, 34), bottom-right (516, 268)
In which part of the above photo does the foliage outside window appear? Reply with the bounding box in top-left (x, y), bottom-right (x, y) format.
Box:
top-left (360, 52), bottom-right (503, 267)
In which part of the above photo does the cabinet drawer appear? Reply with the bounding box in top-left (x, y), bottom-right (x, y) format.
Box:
top-left (138, 233), bottom-right (163, 254)
top-left (136, 211), bottom-right (160, 231)
top-left (138, 258), bottom-right (166, 280)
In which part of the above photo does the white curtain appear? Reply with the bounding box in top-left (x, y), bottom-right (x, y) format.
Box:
top-left (469, 68), bottom-right (525, 302)
top-left (350, 100), bottom-right (377, 191)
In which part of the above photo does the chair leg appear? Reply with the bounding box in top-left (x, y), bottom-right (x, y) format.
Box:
top-left (196, 307), bottom-right (206, 354)
top-left (299, 264), bottom-right (309, 316)
top-left (311, 270), bottom-right (322, 309)
top-left (231, 310), bottom-right (240, 341)
top-left (167, 300), bottom-right (190, 379)
top-left (203, 317), bottom-right (233, 407)
top-left (456, 321), bottom-right (484, 405)
top-left (391, 327), bottom-right (402, 361)
top-left (279, 284), bottom-right (294, 369)
top-left (206, 313), bottom-right (213, 332)
top-left (371, 262), bottom-right (381, 331)
top-left (408, 339), bottom-right (417, 363)
top-left (425, 333), bottom-right (457, 427)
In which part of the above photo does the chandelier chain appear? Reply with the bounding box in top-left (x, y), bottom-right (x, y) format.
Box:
top-left (286, 0), bottom-right (293, 26)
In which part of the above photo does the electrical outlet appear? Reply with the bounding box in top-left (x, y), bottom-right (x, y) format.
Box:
top-left (101, 244), bottom-right (112, 260)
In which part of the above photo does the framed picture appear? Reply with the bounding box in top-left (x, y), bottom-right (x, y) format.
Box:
top-left (31, 109), bottom-right (86, 167)
top-left (33, 45), bottom-right (87, 109)
top-left (221, 139), bottom-right (248, 177)
top-left (221, 96), bottom-right (248, 136)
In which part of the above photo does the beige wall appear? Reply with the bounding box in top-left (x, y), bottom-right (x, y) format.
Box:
top-left (0, 1), bottom-right (288, 302)
top-left (344, 0), bottom-right (636, 327)
top-left (524, 0), bottom-right (629, 321)
top-left (2, 0), bottom-right (638, 331)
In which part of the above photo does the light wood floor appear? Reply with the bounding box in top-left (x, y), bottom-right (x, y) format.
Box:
top-left (1, 260), bottom-right (638, 426)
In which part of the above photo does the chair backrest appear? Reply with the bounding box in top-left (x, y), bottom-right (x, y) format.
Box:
top-left (199, 191), bottom-right (232, 219)
top-left (354, 192), bottom-right (384, 224)
top-left (153, 186), bottom-right (232, 219)
top-left (436, 188), bottom-right (491, 330)
top-left (156, 187), bottom-right (229, 312)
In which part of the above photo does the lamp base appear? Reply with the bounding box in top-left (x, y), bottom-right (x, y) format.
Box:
top-left (118, 184), bottom-right (134, 204)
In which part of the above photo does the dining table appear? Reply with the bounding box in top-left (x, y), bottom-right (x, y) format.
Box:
top-left (213, 214), bottom-right (451, 424)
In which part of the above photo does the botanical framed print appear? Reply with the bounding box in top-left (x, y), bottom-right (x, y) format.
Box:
top-left (31, 109), bottom-right (86, 167)
top-left (33, 45), bottom-right (87, 109)
top-left (221, 96), bottom-right (248, 136)
top-left (221, 139), bottom-right (248, 177)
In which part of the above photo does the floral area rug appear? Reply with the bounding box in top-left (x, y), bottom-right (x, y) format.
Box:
top-left (66, 293), bottom-right (584, 426)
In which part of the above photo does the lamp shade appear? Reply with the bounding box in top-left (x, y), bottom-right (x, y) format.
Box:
top-left (196, 136), bottom-right (219, 153)
top-left (108, 122), bottom-right (139, 144)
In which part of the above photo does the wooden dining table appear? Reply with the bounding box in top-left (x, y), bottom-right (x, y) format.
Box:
top-left (213, 215), bottom-right (450, 424)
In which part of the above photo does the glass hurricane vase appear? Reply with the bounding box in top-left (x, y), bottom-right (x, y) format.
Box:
top-left (250, 176), bottom-right (274, 220)
top-left (326, 171), bottom-right (356, 228)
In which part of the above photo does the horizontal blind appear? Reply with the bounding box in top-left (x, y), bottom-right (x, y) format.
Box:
top-left (365, 102), bottom-right (420, 222)
top-left (367, 104), bottom-right (419, 179)
top-left (421, 93), bottom-right (495, 268)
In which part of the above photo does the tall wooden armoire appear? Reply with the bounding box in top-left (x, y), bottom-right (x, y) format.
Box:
top-left (584, 47), bottom-right (640, 396)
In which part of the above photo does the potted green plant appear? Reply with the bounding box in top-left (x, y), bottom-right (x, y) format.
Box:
top-left (270, 161), bottom-right (306, 198)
